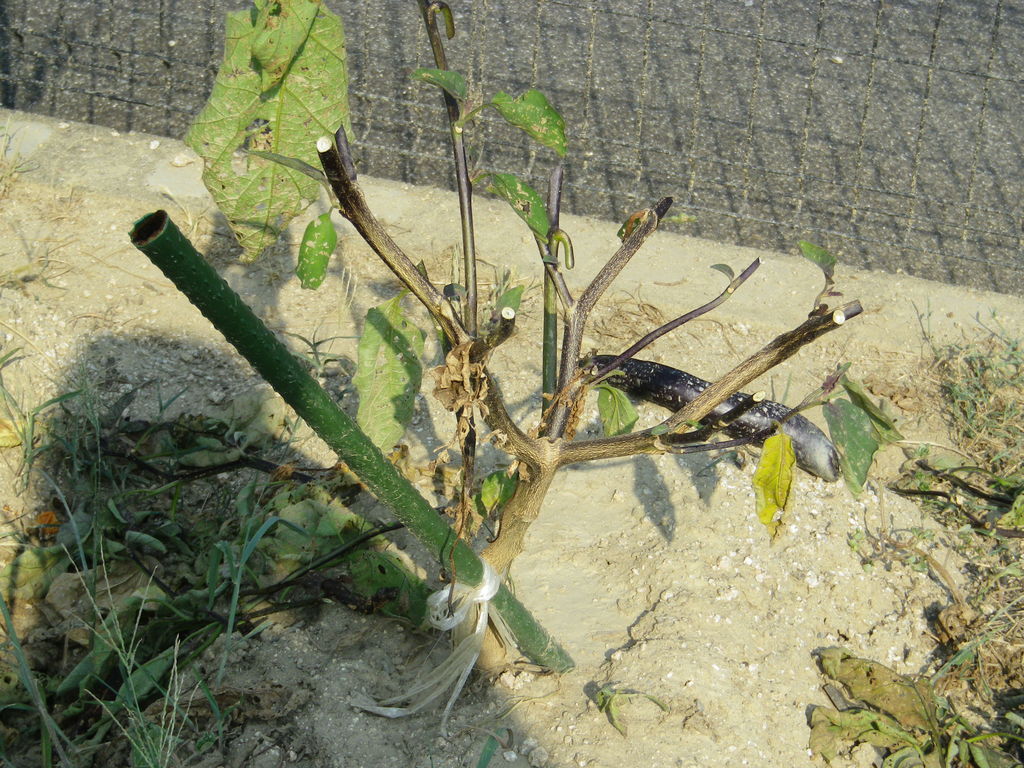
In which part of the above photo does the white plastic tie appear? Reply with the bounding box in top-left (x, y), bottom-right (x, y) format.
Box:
top-left (351, 561), bottom-right (501, 733)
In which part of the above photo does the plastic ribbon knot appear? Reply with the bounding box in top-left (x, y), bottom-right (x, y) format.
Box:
top-left (351, 560), bottom-right (504, 733)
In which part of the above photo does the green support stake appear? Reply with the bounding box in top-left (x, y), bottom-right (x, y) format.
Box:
top-left (129, 210), bottom-right (573, 673)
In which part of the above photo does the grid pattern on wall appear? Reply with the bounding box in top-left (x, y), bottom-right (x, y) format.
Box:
top-left (2, 0), bottom-right (1021, 293)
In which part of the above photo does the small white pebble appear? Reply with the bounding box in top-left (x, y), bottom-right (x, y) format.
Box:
top-left (149, 139), bottom-right (161, 150)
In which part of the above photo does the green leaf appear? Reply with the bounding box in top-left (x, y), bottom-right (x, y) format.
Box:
top-left (113, 646), bottom-right (176, 715)
top-left (260, 490), bottom-right (363, 577)
top-left (595, 685), bottom-right (669, 737)
top-left (968, 741), bottom-right (1021, 768)
top-left (798, 240), bottom-right (836, 280)
top-left (997, 491), bottom-right (1024, 530)
top-left (56, 636), bottom-right (117, 698)
top-left (808, 707), bottom-right (921, 764)
top-left (840, 375), bottom-right (904, 444)
top-left (0, 546), bottom-right (68, 602)
top-left (475, 730), bottom-right (513, 768)
top-left (485, 173), bottom-right (550, 239)
top-left (124, 530), bottom-right (168, 555)
top-left (595, 686), bottom-right (628, 736)
top-left (817, 648), bottom-right (937, 732)
top-left (410, 67), bottom-right (467, 102)
top-left (0, 418), bottom-right (21, 448)
top-left (296, 212), bottom-right (337, 289)
top-left (353, 295), bottom-right (425, 452)
top-left (476, 470), bottom-right (518, 516)
top-left (250, 0), bottom-right (320, 90)
top-left (178, 436), bottom-right (242, 468)
top-left (596, 384), bottom-right (638, 437)
top-left (347, 550), bottom-right (431, 626)
top-left (710, 263), bottom-right (735, 281)
top-left (824, 398), bottom-right (880, 495)
top-left (185, 0), bottom-right (351, 261)
top-left (490, 89), bottom-right (567, 156)
top-left (752, 432), bottom-right (795, 537)
top-left (495, 285), bottom-right (524, 315)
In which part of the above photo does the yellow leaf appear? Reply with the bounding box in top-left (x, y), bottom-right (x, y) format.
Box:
top-left (0, 418), bottom-right (22, 448)
top-left (752, 432), bottom-right (795, 537)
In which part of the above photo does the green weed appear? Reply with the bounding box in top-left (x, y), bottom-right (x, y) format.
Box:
top-left (0, 372), bottom-right (432, 763)
top-left (810, 648), bottom-right (1023, 767)
top-left (0, 119), bottom-right (33, 200)
top-left (831, 323), bottom-right (1024, 765)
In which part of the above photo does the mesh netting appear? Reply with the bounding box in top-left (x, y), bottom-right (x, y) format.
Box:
top-left (2, 0), bottom-right (1021, 292)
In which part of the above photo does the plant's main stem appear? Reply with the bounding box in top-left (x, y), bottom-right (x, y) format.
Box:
top-left (129, 210), bottom-right (574, 673)
top-left (481, 461), bottom-right (558, 577)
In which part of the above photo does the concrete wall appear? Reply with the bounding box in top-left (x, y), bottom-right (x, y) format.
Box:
top-left (3, 0), bottom-right (1021, 293)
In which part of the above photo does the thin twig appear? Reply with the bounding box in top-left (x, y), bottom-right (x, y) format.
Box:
top-left (418, 0), bottom-right (479, 335)
top-left (661, 301), bottom-right (861, 433)
top-left (479, 372), bottom-right (547, 469)
top-left (558, 301), bottom-right (862, 465)
top-left (317, 136), bottom-right (469, 347)
top-left (590, 257), bottom-right (761, 382)
top-left (546, 198), bottom-right (671, 438)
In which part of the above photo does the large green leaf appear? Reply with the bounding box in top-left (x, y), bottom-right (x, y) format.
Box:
top-left (840, 375), bottom-right (903, 444)
top-left (818, 648), bottom-right (937, 732)
top-left (752, 432), bottom-right (795, 537)
top-left (808, 707), bottom-right (924, 765)
top-left (185, 0), bottom-right (350, 261)
top-left (824, 398), bottom-right (880, 495)
top-left (485, 173), bottom-right (550, 239)
top-left (410, 67), bottom-right (468, 102)
top-left (595, 384), bottom-right (638, 437)
top-left (491, 89), bottom-right (567, 156)
top-left (296, 212), bottom-right (337, 289)
top-left (353, 295), bottom-right (425, 452)
top-left (0, 546), bottom-right (68, 602)
top-left (348, 550), bottom-right (431, 626)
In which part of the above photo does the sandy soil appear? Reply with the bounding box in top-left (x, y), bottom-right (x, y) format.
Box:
top-left (1, 107), bottom-right (1023, 768)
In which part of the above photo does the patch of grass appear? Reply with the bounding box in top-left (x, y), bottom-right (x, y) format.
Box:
top-left (874, 320), bottom-right (1024, 759)
top-left (894, 317), bottom-right (1023, 538)
top-left (821, 320), bottom-right (1024, 765)
top-left (0, 367), bottom-right (432, 764)
top-left (0, 119), bottom-right (34, 200)
top-left (940, 322), bottom-right (1024, 481)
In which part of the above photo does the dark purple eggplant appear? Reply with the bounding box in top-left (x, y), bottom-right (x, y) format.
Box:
top-left (592, 355), bottom-right (840, 481)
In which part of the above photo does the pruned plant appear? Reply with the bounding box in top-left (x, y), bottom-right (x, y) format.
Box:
top-left (128, 0), bottom-right (876, 714)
